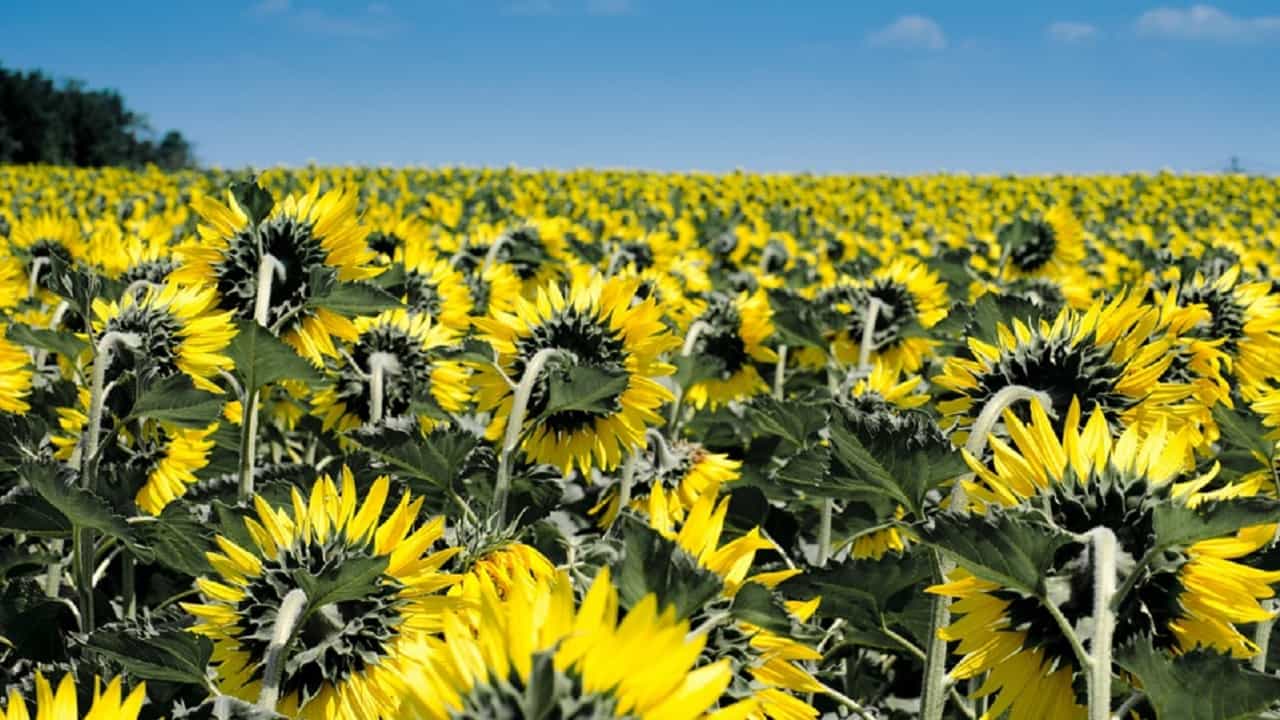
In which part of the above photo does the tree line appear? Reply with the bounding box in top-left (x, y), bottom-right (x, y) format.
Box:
top-left (0, 64), bottom-right (196, 169)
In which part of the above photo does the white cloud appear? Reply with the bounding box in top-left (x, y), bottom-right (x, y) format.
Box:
top-left (1048, 21), bottom-right (1098, 43)
top-left (1136, 4), bottom-right (1280, 41)
top-left (587, 0), bottom-right (631, 15)
top-left (867, 15), bottom-right (947, 51)
top-left (250, 0), bottom-right (290, 15)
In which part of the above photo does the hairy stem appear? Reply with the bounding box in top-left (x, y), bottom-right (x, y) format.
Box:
top-left (773, 344), bottom-right (788, 399)
top-left (366, 352), bottom-right (401, 425)
top-left (239, 254), bottom-right (286, 501)
top-left (256, 587), bottom-right (309, 712)
top-left (1089, 527), bottom-right (1118, 720)
top-left (951, 384), bottom-right (1054, 511)
top-left (667, 319), bottom-right (713, 439)
top-left (494, 348), bottom-right (564, 519)
top-left (921, 549), bottom-right (953, 720)
top-left (857, 297), bottom-right (884, 371)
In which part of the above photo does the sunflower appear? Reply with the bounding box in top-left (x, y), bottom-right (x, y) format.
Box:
top-left (8, 215), bottom-right (88, 292)
top-left (183, 468), bottom-right (461, 719)
top-left (395, 567), bottom-right (742, 720)
top-left (473, 270), bottom-right (677, 475)
top-left (394, 239), bottom-right (474, 334)
top-left (312, 309), bottom-right (470, 432)
top-left (91, 281), bottom-right (237, 393)
top-left (591, 437), bottom-right (741, 526)
top-left (176, 184), bottom-right (381, 363)
top-left (364, 212), bottom-right (431, 263)
top-left (2, 673), bottom-right (146, 720)
top-left (1163, 265), bottom-right (1280, 401)
top-left (820, 257), bottom-right (949, 373)
top-left (683, 290), bottom-right (777, 410)
top-left (0, 330), bottom-right (33, 414)
top-left (999, 204), bottom-right (1086, 284)
top-left (133, 422), bottom-right (218, 515)
top-left (933, 291), bottom-right (1187, 447)
top-left (647, 490), bottom-right (824, 718)
top-left (935, 399), bottom-right (1280, 719)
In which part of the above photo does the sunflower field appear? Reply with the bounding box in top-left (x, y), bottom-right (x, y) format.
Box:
top-left (2, 165), bottom-right (1280, 720)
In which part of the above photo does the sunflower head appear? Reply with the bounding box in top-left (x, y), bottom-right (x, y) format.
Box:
top-left (683, 290), bottom-right (777, 410)
top-left (0, 330), bottom-right (33, 415)
top-left (183, 469), bottom-right (461, 718)
top-left (2, 672), bottom-right (146, 720)
top-left (474, 271), bottom-right (677, 474)
top-left (177, 184), bottom-right (381, 363)
top-left (1000, 204), bottom-right (1085, 278)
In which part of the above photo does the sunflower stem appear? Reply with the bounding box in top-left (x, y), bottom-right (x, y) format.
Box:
top-left (816, 680), bottom-right (877, 720)
top-left (817, 500), bottom-right (834, 567)
top-left (257, 587), bottom-right (308, 712)
top-left (1089, 527), bottom-right (1118, 720)
top-left (951, 384), bottom-right (1054, 512)
top-left (667, 320), bottom-right (713, 440)
top-left (857, 297), bottom-right (884, 371)
top-left (77, 330), bottom-right (140, 633)
top-left (773, 344), bottom-right (787, 399)
top-left (27, 256), bottom-right (49, 299)
top-left (1254, 606), bottom-right (1276, 672)
top-left (921, 548), bottom-right (953, 720)
top-left (122, 553), bottom-right (137, 620)
top-left (1044, 593), bottom-right (1094, 677)
top-left (613, 449), bottom-right (640, 527)
top-left (494, 347), bottom-right (564, 520)
top-left (366, 352), bottom-right (401, 425)
top-left (481, 232), bottom-right (511, 273)
top-left (239, 254), bottom-right (286, 502)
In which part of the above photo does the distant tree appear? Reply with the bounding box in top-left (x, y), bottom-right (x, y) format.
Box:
top-left (0, 64), bottom-right (197, 168)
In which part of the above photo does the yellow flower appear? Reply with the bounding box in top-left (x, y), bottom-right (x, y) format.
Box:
top-left (2, 673), bottom-right (146, 720)
top-left (0, 329), bottom-right (33, 414)
top-left (683, 290), bottom-right (777, 410)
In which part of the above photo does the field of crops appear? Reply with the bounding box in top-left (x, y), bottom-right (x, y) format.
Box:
top-left (1, 165), bottom-right (1279, 719)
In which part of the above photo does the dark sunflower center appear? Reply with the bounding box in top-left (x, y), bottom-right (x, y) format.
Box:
top-left (498, 226), bottom-right (550, 280)
top-left (615, 241), bottom-right (654, 271)
top-left (120, 258), bottom-right (178, 286)
top-left (1179, 282), bottom-right (1246, 354)
top-left (512, 311), bottom-right (628, 434)
top-left (691, 297), bottom-right (751, 378)
top-left (29, 238), bottom-right (73, 264)
top-left (365, 231), bottom-right (402, 257)
top-left (402, 270), bottom-right (445, 317)
top-left (103, 305), bottom-right (182, 387)
top-left (1009, 220), bottom-right (1058, 272)
top-left (214, 216), bottom-right (330, 330)
top-left (235, 537), bottom-right (402, 705)
top-left (333, 324), bottom-right (434, 423)
top-left (965, 331), bottom-right (1131, 428)
top-left (451, 651), bottom-right (628, 719)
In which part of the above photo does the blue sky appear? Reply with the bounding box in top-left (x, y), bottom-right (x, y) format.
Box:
top-left (5, 1), bottom-right (1280, 173)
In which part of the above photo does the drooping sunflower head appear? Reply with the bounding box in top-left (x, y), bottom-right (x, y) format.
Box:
top-left (933, 291), bottom-right (1186, 445)
top-left (9, 215), bottom-right (89, 291)
top-left (1170, 265), bottom-right (1280, 400)
top-left (937, 400), bottom-right (1280, 720)
top-left (118, 229), bottom-right (179, 286)
top-left (312, 308), bottom-right (470, 432)
top-left (683, 289), bottom-right (777, 410)
top-left (177, 184), bottom-right (381, 363)
top-left (397, 567), bottom-right (739, 720)
top-left (851, 360), bottom-right (930, 410)
top-left (364, 212), bottom-right (430, 263)
top-left (591, 436), bottom-right (742, 526)
top-left (132, 421), bottom-right (218, 516)
top-left (183, 469), bottom-right (461, 719)
top-left (1, 672), bottom-right (146, 720)
top-left (474, 271), bottom-right (677, 475)
top-left (1000, 204), bottom-right (1086, 280)
top-left (394, 240), bottom-right (475, 334)
top-left (91, 281), bottom-right (237, 394)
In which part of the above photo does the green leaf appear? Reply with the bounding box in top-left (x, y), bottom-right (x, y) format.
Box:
top-left (226, 320), bottom-right (323, 389)
top-left (672, 353), bottom-right (727, 390)
top-left (344, 425), bottom-right (478, 490)
top-left (1153, 497), bottom-right (1280, 551)
top-left (86, 630), bottom-right (214, 686)
top-left (919, 509), bottom-right (1074, 595)
top-left (729, 582), bottom-right (796, 635)
top-left (295, 555), bottom-right (389, 613)
top-left (135, 504), bottom-right (214, 577)
top-left (230, 177), bottom-right (274, 225)
top-left (766, 288), bottom-right (831, 350)
top-left (0, 490), bottom-right (71, 535)
top-left (826, 418), bottom-right (910, 509)
top-left (6, 323), bottom-right (87, 360)
top-left (613, 517), bottom-right (723, 620)
top-left (438, 338), bottom-right (498, 364)
top-left (1116, 637), bottom-right (1280, 720)
top-left (746, 397), bottom-right (827, 449)
top-left (1213, 405), bottom-right (1274, 469)
top-left (309, 282), bottom-right (401, 316)
top-left (788, 551), bottom-right (934, 650)
top-left (23, 462), bottom-right (147, 557)
top-left (770, 445), bottom-right (833, 496)
top-left (534, 365), bottom-right (631, 423)
top-left (828, 408), bottom-right (966, 517)
top-left (129, 374), bottom-right (225, 427)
